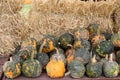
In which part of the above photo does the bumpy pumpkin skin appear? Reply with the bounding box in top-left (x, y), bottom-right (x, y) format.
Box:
top-left (37, 52), bottom-right (49, 68)
top-left (68, 59), bottom-right (85, 78)
top-left (111, 33), bottom-right (120, 47)
top-left (74, 48), bottom-right (90, 65)
top-left (3, 60), bottom-right (21, 79)
top-left (58, 33), bottom-right (74, 50)
top-left (95, 41), bottom-right (114, 57)
top-left (73, 38), bottom-right (90, 50)
top-left (22, 59), bottom-right (42, 78)
top-left (73, 28), bottom-right (89, 40)
top-left (17, 46), bottom-right (37, 63)
top-left (46, 59), bottom-right (65, 78)
top-left (103, 61), bottom-right (119, 78)
top-left (86, 62), bottom-right (102, 78)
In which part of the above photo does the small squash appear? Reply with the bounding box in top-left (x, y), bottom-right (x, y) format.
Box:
top-left (111, 33), bottom-right (120, 47)
top-left (58, 33), bottom-right (74, 50)
top-left (95, 41), bottom-right (114, 57)
top-left (3, 57), bottom-right (21, 79)
top-left (103, 54), bottom-right (119, 78)
top-left (86, 55), bottom-right (102, 78)
top-left (22, 59), bottom-right (42, 78)
top-left (66, 59), bottom-right (85, 78)
top-left (46, 59), bottom-right (65, 78)
top-left (73, 28), bottom-right (89, 40)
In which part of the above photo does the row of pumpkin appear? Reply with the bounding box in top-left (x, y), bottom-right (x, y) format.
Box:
top-left (2, 23), bottom-right (120, 79)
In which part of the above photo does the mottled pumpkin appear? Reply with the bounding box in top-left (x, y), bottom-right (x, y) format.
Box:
top-left (3, 57), bottom-right (21, 79)
top-left (73, 38), bottom-right (90, 50)
top-left (111, 33), bottom-right (120, 47)
top-left (86, 55), bottom-right (102, 78)
top-left (73, 28), bottom-right (89, 40)
top-left (74, 48), bottom-right (90, 65)
top-left (58, 33), bottom-right (74, 50)
top-left (46, 59), bottom-right (65, 78)
top-left (95, 41), bottom-right (114, 57)
top-left (17, 46), bottom-right (37, 63)
top-left (67, 59), bottom-right (85, 78)
top-left (22, 59), bottom-right (42, 78)
top-left (103, 54), bottom-right (119, 78)
top-left (21, 37), bottom-right (37, 49)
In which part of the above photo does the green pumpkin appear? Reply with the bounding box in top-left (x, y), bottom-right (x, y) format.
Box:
top-left (116, 51), bottom-right (120, 64)
top-left (17, 46), bottom-right (37, 63)
top-left (3, 57), bottom-right (21, 79)
top-left (95, 41), bottom-right (114, 57)
top-left (74, 48), bottom-right (90, 65)
top-left (67, 59), bottom-right (85, 78)
top-left (86, 55), bottom-right (102, 78)
top-left (73, 28), bottom-right (89, 40)
top-left (22, 59), bottom-right (42, 78)
top-left (73, 38), bottom-right (90, 50)
top-left (58, 33), bottom-right (74, 50)
top-left (111, 33), bottom-right (120, 47)
top-left (103, 54), bottom-right (119, 78)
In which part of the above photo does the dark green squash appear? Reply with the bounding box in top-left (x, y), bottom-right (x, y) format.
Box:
top-left (74, 48), bottom-right (90, 65)
top-left (111, 33), bottom-right (120, 47)
top-left (58, 33), bottom-right (74, 50)
top-left (103, 54), bottom-right (119, 78)
top-left (3, 57), bottom-right (21, 79)
top-left (95, 41), bottom-right (114, 57)
top-left (66, 59), bottom-right (85, 78)
top-left (73, 28), bottom-right (89, 40)
top-left (86, 55), bottom-right (102, 78)
top-left (22, 59), bottom-right (42, 78)
top-left (73, 38), bottom-right (90, 50)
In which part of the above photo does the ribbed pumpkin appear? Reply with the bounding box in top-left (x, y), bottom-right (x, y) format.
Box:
top-left (46, 59), bottom-right (65, 78)
top-left (22, 59), bottom-right (42, 78)
top-left (3, 57), bottom-right (21, 79)
top-left (95, 41), bottom-right (114, 57)
top-left (58, 33), bottom-right (74, 50)
top-left (111, 33), bottom-right (120, 47)
top-left (67, 59), bottom-right (85, 78)
top-left (86, 55), bottom-right (102, 78)
top-left (73, 28), bottom-right (89, 40)
top-left (73, 38), bottom-right (90, 50)
top-left (17, 46), bottom-right (37, 63)
top-left (103, 54), bottom-right (119, 78)
top-left (41, 35), bottom-right (58, 53)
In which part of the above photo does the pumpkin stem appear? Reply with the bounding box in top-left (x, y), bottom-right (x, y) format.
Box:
top-left (109, 53), bottom-right (113, 62)
top-left (55, 47), bottom-right (59, 54)
top-left (105, 54), bottom-right (108, 60)
top-left (10, 57), bottom-right (13, 62)
top-left (39, 39), bottom-right (46, 52)
top-left (91, 54), bottom-right (96, 63)
top-left (65, 71), bottom-right (71, 76)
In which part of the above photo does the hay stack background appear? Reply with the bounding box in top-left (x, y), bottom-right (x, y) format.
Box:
top-left (0, 0), bottom-right (117, 55)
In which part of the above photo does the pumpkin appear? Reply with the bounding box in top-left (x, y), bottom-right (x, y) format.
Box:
top-left (99, 54), bottom-right (108, 66)
top-left (3, 57), bottom-right (21, 79)
top-left (111, 33), bottom-right (120, 47)
top-left (46, 59), bottom-right (65, 78)
top-left (116, 51), bottom-right (120, 64)
top-left (74, 48), bottom-right (90, 65)
top-left (73, 38), bottom-right (90, 50)
top-left (103, 54), bottom-right (119, 78)
top-left (66, 59), bottom-right (85, 78)
top-left (86, 55), bottom-right (102, 78)
top-left (40, 35), bottom-right (58, 53)
top-left (73, 28), bottom-right (89, 40)
top-left (95, 41), bottom-right (114, 57)
top-left (102, 32), bottom-right (112, 41)
top-left (17, 46), bottom-right (37, 63)
top-left (91, 34), bottom-right (106, 47)
top-left (21, 37), bottom-right (37, 49)
top-left (87, 23), bottom-right (99, 40)
top-left (58, 33), bottom-right (74, 50)
top-left (22, 59), bottom-right (42, 78)
top-left (50, 48), bottom-right (66, 65)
